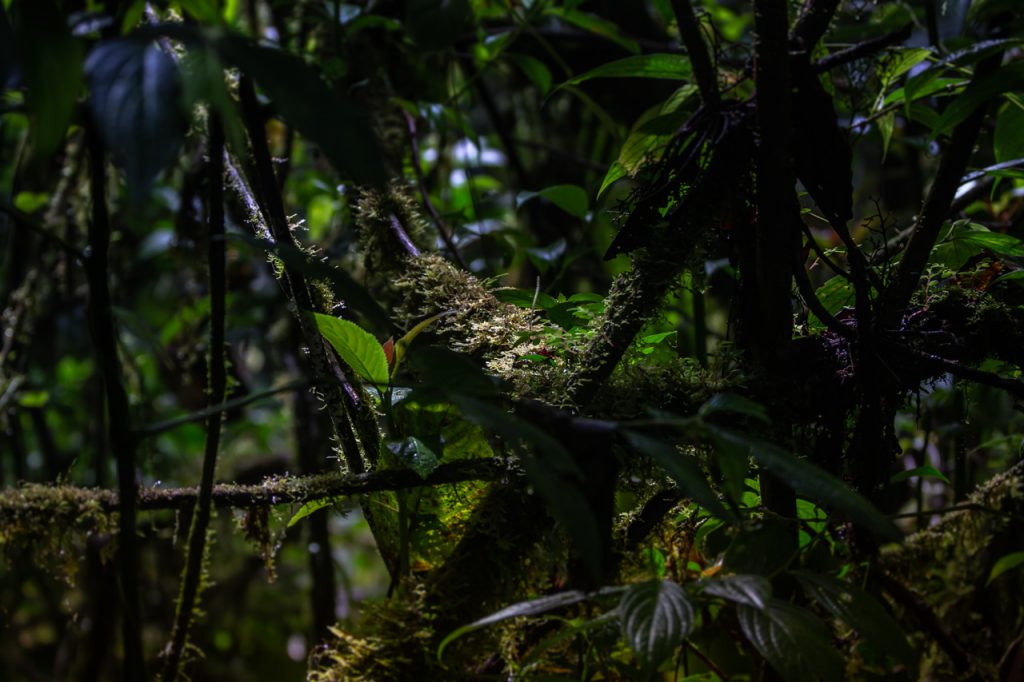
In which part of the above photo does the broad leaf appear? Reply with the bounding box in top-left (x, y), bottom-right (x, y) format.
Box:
top-left (889, 465), bottom-right (950, 484)
top-left (562, 54), bottom-right (692, 87)
top-left (11, 1), bottom-right (84, 160)
top-left (619, 579), bottom-right (695, 671)
top-left (698, 394), bottom-right (770, 425)
top-left (217, 36), bottom-right (386, 186)
top-left (623, 431), bottom-right (731, 519)
top-left (313, 313), bottom-right (390, 387)
top-left (704, 426), bottom-right (902, 543)
top-left (517, 185), bottom-right (589, 217)
top-left (85, 39), bottom-right (187, 199)
top-left (547, 8), bottom-right (640, 54)
top-left (792, 571), bottom-right (917, 671)
top-left (737, 599), bottom-right (844, 682)
top-left (387, 436), bottom-right (440, 479)
top-left (287, 497), bottom-right (345, 527)
top-left (987, 551), bottom-right (1024, 585)
top-left (956, 230), bottom-right (1024, 257)
top-left (438, 587), bottom-right (623, 661)
top-left (932, 62), bottom-right (1024, 138)
top-left (508, 53), bottom-right (552, 95)
top-left (701, 574), bottom-right (771, 609)
top-left (994, 102), bottom-right (1024, 162)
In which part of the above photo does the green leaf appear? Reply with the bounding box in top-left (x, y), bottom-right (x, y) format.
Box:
top-left (492, 288), bottom-right (558, 310)
top-left (546, 8), bottom-right (640, 55)
top-left (287, 496), bottom-right (345, 527)
top-left (508, 53), bottom-right (552, 95)
top-left (699, 394), bottom-right (770, 425)
top-left (792, 571), bottom-right (917, 671)
top-left (700, 574), bottom-right (771, 609)
top-left (561, 54), bottom-right (692, 87)
top-left (387, 437), bottom-right (440, 479)
top-left (809, 276), bottom-right (854, 332)
top-left (623, 431), bottom-right (731, 520)
top-left (737, 599), bottom-right (844, 682)
top-left (619, 579), bottom-right (695, 671)
top-left (987, 551), bottom-right (1024, 585)
top-left (889, 464), bottom-right (950, 485)
top-left (438, 588), bottom-right (622, 661)
top-left (517, 184), bottom-right (589, 217)
top-left (878, 111), bottom-right (895, 162)
top-left (598, 161), bottom-right (628, 198)
top-left (216, 36), bottom-right (386, 186)
top-left (956, 230), bottom-right (1024, 257)
top-left (704, 426), bottom-right (902, 543)
top-left (85, 39), bottom-right (187, 199)
top-left (932, 62), bottom-right (1024, 138)
top-left (11, 1), bottom-right (84, 160)
top-left (312, 312), bottom-right (389, 387)
top-left (929, 220), bottom-right (991, 269)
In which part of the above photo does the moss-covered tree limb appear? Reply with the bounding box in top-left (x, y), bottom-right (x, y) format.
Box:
top-left (83, 121), bottom-right (146, 681)
top-left (161, 115), bottom-right (227, 682)
top-left (0, 460), bottom-right (513, 521)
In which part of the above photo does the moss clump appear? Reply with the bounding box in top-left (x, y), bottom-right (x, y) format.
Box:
top-left (353, 182), bottom-right (433, 272)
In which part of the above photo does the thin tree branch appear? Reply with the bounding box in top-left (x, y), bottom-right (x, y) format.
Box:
top-left (161, 115), bottom-right (227, 682)
top-left (670, 0), bottom-right (719, 106)
top-left (813, 23), bottom-right (913, 73)
top-left (884, 341), bottom-right (1024, 400)
top-left (881, 53), bottom-right (1004, 327)
top-left (403, 111), bottom-right (467, 269)
top-left (83, 121), bottom-right (146, 681)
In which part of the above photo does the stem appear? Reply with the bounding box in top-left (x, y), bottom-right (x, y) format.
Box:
top-left (669, 0), bottom-right (719, 107)
top-left (161, 116), bottom-right (227, 682)
top-left (84, 121), bottom-right (146, 681)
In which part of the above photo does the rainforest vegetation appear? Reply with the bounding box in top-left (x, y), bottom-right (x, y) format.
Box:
top-left (1, 0), bottom-right (1023, 680)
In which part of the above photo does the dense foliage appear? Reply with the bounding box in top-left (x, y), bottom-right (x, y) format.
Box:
top-left (1, 0), bottom-right (1023, 680)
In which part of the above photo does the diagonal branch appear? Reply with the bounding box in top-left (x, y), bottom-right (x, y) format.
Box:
top-left (670, 0), bottom-right (719, 106)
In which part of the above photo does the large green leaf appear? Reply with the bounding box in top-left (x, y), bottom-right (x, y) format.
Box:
top-left (619, 579), bottom-right (695, 672)
top-left (11, 1), bottom-right (83, 160)
top-left (517, 184), bottom-right (589, 217)
top-left (704, 426), bottom-right (902, 543)
top-left (623, 431), bottom-right (731, 520)
top-left (987, 551), bottom-right (1024, 585)
top-left (994, 102), bottom-right (1024, 162)
top-left (387, 436), bottom-right (440, 479)
top-left (737, 599), bottom-right (844, 682)
top-left (313, 313), bottom-right (389, 387)
top-left (438, 587), bottom-right (623, 661)
top-left (561, 54), bottom-right (692, 87)
top-left (792, 571), bottom-right (917, 671)
top-left (217, 36), bottom-right (386, 186)
top-left (932, 62), bottom-right (1024, 138)
top-left (700, 574), bottom-right (771, 609)
top-left (85, 39), bottom-right (187, 198)
top-left (546, 7), bottom-right (640, 54)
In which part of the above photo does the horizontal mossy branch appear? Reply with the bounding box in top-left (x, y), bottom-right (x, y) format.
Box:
top-left (0, 460), bottom-right (515, 522)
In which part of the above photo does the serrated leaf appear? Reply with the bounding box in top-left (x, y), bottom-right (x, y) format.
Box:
top-left (889, 464), bottom-right (950, 484)
top-left (561, 54), bottom-right (692, 88)
top-left (387, 436), bottom-right (440, 479)
top-left (792, 571), bottom-right (917, 671)
top-left (737, 599), bottom-right (844, 682)
top-left (699, 393), bottom-right (770, 424)
top-left (620, 579), bottom-right (695, 671)
top-left (438, 587), bottom-right (623, 661)
top-left (313, 312), bottom-right (389, 387)
top-left (216, 36), bottom-right (386, 186)
top-left (704, 426), bottom-right (902, 543)
top-left (287, 496), bottom-right (345, 527)
top-left (517, 185), bottom-right (589, 217)
top-left (85, 38), bottom-right (186, 199)
top-left (987, 551), bottom-right (1024, 586)
top-left (623, 431), bottom-right (731, 520)
top-left (701, 574), bottom-right (771, 609)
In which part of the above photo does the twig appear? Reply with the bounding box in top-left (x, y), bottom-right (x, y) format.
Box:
top-left (670, 0), bottom-right (719, 106)
top-left (161, 115), bottom-right (227, 682)
top-left (134, 379), bottom-right (310, 438)
top-left (813, 23), bottom-right (914, 73)
top-left (83, 120), bottom-right (146, 681)
top-left (403, 111), bottom-right (467, 269)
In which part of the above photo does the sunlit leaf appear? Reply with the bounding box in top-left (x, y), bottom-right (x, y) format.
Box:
top-left (313, 312), bottom-right (390, 387)
top-left (561, 54), bottom-right (692, 87)
top-left (287, 497), bottom-right (345, 527)
top-left (620, 579), bottom-right (695, 671)
top-left (517, 185), bottom-right (589, 217)
top-left (987, 551), bottom-right (1024, 586)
